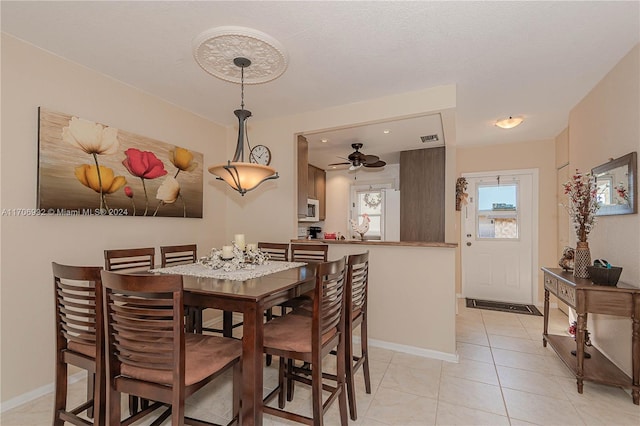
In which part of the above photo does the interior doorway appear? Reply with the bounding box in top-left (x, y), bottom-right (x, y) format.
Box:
top-left (461, 169), bottom-right (539, 304)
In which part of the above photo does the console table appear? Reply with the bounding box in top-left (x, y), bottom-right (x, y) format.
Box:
top-left (541, 267), bottom-right (639, 404)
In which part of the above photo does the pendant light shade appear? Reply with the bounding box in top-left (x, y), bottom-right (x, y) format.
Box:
top-left (208, 162), bottom-right (278, 195)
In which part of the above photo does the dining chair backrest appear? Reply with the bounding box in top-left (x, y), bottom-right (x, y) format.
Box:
top-left (52, 262), bottom-right (104, 425)
top-left (347, 251), bottom-right (369, 314)
top-left (258, 242), bottom-right (289, 261)
top-left (102, 270), bottom-right (183, 381)
top-left (315, 257), bottom-right (347, 339)
top-left (104, 247), bottom-right (155, 272)
top-left (290, 243), bottom-right (328, 263)
top-left (100, 270), bottom-right (242, 425)
top-left (160, 244), bottom-right (197, 267)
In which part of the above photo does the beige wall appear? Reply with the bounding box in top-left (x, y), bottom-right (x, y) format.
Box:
top-left (456, 139), bottom-right (558, 303)
top-left (0, 35), bottom-right (229, 402)
top-left (566, 44), bottom-right (640, 375)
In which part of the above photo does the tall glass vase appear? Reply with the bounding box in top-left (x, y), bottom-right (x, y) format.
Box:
top-left (574, 241), bottom-right (591, 279)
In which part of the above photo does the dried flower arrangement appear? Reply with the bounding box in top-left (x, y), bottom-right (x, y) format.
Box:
top-left (563, 170), bottom-right (600, 242)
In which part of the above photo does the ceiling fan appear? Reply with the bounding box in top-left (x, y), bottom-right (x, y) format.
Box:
top-left (328, 143), bottom-right (386, 170)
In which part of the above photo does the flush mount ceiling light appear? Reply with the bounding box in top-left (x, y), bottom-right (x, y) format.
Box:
top-left (194, 27), bottom-right (287, 195)
top-left (495, 116), bottom-right (524, 129)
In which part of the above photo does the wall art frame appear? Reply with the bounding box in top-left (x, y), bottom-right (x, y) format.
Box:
top-left (37, 108), bottom-right (203, 218)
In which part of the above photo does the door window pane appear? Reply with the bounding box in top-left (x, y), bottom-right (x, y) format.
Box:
top-left (477, 184), bottom-right (519, 239)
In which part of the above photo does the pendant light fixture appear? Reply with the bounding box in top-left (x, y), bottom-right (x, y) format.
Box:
top-left (193, 26), bottom-right (288, 196)
top-left (207, 57), bottom-right (278, 195)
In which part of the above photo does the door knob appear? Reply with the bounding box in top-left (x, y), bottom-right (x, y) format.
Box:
top-left (466, 242), bottom-right (472, 246)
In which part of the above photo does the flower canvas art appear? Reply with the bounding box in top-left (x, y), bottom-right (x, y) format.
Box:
top-left (37, 108), bottom-right (203, 218)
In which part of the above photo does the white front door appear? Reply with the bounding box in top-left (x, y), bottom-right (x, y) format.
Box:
top-left (461, 170), bottom-right (536, 304)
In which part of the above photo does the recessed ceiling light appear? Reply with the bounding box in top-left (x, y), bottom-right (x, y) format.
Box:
top-left (383, 130), bottom-right (390, 134)
top-left (321, 139), bottom-right (328, 143)
top-left (495, 116), bottom-right (524, 129)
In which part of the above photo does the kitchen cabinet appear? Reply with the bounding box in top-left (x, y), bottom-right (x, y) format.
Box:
top-left (297, 135), bottom-right (309, 219)
top-left (297, 135), bottom-right (326, 221)
top-left (309, 164), bottom-right (326, 220)
top-left (400, 146), bottom-right (445, 241)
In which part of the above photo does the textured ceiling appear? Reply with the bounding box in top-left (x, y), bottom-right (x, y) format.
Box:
top-left (2, 1), bottom-right (639, 159)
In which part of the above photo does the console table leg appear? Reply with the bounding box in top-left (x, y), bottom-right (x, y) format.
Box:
top-left (576, 312), bottom-right (587, 394)
top-left (543, 289), bottom-right (549, 347)
top-left (632, 306), bottom-right (639, 405)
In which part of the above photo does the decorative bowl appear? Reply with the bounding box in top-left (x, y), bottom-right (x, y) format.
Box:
top-left (586, 266), bottom-right (622, 286)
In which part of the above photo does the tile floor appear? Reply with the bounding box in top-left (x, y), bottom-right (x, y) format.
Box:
top-left (3, 301), bottom-right (639, 425)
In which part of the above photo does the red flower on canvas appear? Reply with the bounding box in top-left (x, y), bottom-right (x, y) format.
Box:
top-left (122, 148), bottom-right (167, 179)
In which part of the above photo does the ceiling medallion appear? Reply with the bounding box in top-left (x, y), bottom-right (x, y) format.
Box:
top-left (193, 26), bottom-right (288, 84)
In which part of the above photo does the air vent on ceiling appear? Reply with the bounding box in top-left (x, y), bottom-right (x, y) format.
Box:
top-left (420, 134), bottom-right (439, 143)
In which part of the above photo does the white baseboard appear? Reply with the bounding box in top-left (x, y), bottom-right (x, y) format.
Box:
top-left (1, 371), bottom-right (87, 413)
top-left (353, 336), bottom-right (458, 363)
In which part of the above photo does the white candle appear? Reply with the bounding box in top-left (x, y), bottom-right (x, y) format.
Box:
top-left (222, 245), bottom-right (234, 259)
top-left (234, 234), bottom-right (246, 251)
top-left (246, 243), bottom-right (257, 252)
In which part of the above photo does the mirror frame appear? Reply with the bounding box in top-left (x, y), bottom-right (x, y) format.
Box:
top-left (591, 151), bottom-right (637, 216)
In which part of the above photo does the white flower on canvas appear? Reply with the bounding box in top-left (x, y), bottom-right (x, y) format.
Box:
top-left (155, 176), bottom-right (180, 204)
top-left (62, 117), bottom-right (119, 155)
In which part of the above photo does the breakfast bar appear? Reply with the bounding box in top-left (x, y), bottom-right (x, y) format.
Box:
top-left (292, 239), bottom-right (459, 361)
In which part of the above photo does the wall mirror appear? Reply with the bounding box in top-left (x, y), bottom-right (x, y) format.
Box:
top-left (592, 151), bottom-right (637, 216)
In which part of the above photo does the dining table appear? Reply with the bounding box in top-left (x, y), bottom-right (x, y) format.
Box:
top-left (153, 261), bottom-right (316, 426)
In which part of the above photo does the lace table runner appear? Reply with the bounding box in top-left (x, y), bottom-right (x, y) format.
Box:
top-left (151, 261), bottom-right (307, 281)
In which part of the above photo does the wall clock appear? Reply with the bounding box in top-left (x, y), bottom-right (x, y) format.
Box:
top-left (249, 145), bottom-right (272, 166)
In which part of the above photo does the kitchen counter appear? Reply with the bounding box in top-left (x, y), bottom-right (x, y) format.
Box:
top-left (290, 239), bottom-right (457, 248)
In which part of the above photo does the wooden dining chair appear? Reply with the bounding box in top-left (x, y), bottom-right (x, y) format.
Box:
top-left (257, 242), bottom-right (289, 261)
top-left (343, 251), bottom-right (371, 420)
top-left (104, 247), bottom-right (155, 272)
top-left (160, 244), bottom-right (197, 267)
top-left (262, 258), bottom-right (348, 426)
top-left (101, 270), bottom-right (242, 426)
top-left (52, 262), bottom-right (105, 426)
top-left (290, 243), bottom-right (328, 263)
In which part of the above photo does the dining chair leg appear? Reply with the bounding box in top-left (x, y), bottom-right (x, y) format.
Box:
top-left (86, 373), bottom-right (95, 418)
top-left (286, 358), bottom-right (295, 402)
top-left (361, 318), bottom-right (372, 394)
top-left (311, 357), bottom-right (324, 426)
top-left (107, 387), bottom-right (122, 426)
top-left (278, 356), bottom-right (286, 408)
top-left (265, 308), bottom-right (274, 366)
top-left (337, 334), bottom-right (349, 426)
top-left (345, 334), bottom-right (358, 420)
top-left (233, 361), bottom-right (241, 424)
top-left (53, 358), bottom-right (67, 426)
top-left (129, 395), bottom-right (138, 415)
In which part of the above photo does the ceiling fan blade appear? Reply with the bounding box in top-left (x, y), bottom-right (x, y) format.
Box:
top-left (328, 161), bottom-right (350, 166)
top-left (363, 154), bottom-right (380, 163)
top-left (363, 160), bottom-right (386, 168)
